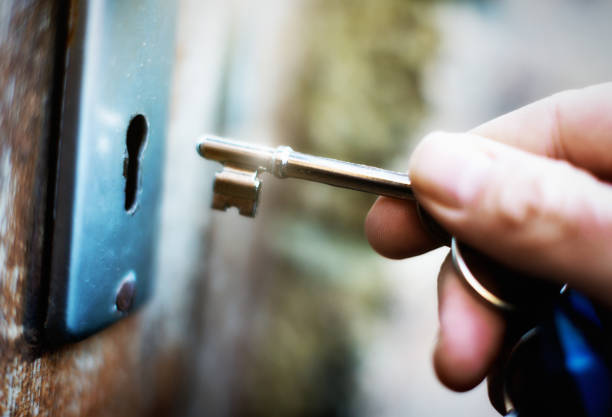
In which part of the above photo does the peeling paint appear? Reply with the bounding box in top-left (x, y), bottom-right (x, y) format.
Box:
top-left (73, 348), bottom-right (103, 373)
top-left (0, 321), bottom-right (22, 342)
top-left (0, 150), bottom-right (12, 242)
top-left (0, 148), bottom-right (24, 345)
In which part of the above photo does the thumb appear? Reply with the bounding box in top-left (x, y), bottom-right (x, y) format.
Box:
top-left (409, 132), bottom-right (612, 301)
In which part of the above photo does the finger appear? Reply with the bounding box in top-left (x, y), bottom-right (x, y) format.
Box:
top-left (366, 83), bottom-right (612, 260)
top-left (471, 83), bottom-right (612, 179)
top-left (365, 197), bottom-right (439, 259)
top-left (433, 255), bottom-right (505, 392)
top-left (410, 131), bottom-right (612, 300)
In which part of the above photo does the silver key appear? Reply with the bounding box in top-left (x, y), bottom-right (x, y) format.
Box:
top-left (196, 136), bottom-right (415, 217)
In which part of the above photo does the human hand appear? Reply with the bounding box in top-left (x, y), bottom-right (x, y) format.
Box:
top-left (365, 83), bottom-right (612, 392)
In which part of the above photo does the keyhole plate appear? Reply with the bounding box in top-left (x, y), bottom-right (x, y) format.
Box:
top-left (44, 0), bottom-right (176, 344)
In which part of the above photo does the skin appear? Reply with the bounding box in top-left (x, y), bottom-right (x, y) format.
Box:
top-left (365, 83), bottom-right (612, 392)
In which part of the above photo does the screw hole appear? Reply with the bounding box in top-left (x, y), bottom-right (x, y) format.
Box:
top-left (124, 114), bottom-right (148, 213)
top-left (115, 271), bottom-right (136, 313)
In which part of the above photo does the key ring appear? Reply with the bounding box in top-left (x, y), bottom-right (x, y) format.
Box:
top-left (416, 202), bottom-right (561, 313)
top-left (450, 237), bottom-right (564, 314)
top-left (451, 237), bottom-right (516, 311)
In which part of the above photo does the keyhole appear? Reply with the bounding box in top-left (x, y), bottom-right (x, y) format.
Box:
top-left (124, 114), bottom-right (148, 213)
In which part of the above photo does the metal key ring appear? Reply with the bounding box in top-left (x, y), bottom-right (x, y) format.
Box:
top-left (416, 203), bottom-right (560, 313)
top-left (417, 202), bottom-right (519, 312)
top-left (451, 237), bottom-right (516, 312)
top-left (450, 236), bottom-right (566, 314)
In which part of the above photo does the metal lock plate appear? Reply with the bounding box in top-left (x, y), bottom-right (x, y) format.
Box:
top-left (45, 0), bottom-right (176, 343)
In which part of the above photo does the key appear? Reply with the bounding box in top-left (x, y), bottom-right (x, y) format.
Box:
top-left (196, 136), bottom-right (415, 217)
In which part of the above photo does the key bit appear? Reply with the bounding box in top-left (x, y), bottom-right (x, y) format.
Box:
top-left (196, 136), bottom-right (415, 217)
top-left (211, 165), bottom-right (261, 217)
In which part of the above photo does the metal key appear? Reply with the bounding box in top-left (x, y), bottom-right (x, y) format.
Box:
top-left (196, 136), bottom-right (415, 217)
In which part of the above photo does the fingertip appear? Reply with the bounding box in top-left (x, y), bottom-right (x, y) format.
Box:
top-left (365, 197), bottom-right (408, 259)
top-left (433, 332), bottom-right (486, 392)
top-left (409, 131), bottom-right (497, 212)
top-left (365, 197), bottom-right (438, 259)
top-left (433, 257), bottom-right (505, 391)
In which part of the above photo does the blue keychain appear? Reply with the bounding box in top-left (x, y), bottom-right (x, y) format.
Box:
top-left (452, 239), bottom-right (612, 416)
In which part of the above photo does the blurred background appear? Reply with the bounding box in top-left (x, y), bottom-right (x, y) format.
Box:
top-left (156, 0), bottom-right (612, 416)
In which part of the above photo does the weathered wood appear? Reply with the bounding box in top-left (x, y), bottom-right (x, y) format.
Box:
top-left (0, 2), bottom-right (191, 415)
top-left (0, 0), bottom-right (57, 351)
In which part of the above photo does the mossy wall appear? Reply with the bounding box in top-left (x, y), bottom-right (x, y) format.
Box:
top-left (236, 2), bottom-right (438, 416)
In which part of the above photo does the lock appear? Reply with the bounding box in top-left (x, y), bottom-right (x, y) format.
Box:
top-left (44, 0), bottom-right (176, 343)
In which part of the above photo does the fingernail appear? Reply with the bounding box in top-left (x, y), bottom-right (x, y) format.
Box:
top-left (409, 132), bottom-right (493, 208)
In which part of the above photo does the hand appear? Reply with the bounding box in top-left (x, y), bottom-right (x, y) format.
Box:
top-left (365, 83), bottom-right (612, 392)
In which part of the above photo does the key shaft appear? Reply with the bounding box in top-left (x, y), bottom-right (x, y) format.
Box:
top-left (197, 136), bottom-right (414, 201)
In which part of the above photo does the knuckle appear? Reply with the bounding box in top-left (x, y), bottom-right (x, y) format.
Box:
top-left (573, 176), bottom-right (612, 241)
